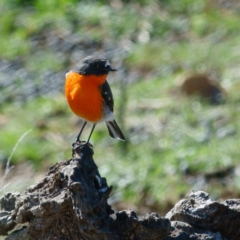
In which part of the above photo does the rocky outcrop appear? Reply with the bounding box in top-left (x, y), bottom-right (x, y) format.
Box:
top-left (0, 142), bottom-right (239, 239)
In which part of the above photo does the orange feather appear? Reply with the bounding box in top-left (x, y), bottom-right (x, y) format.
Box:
top-left (65, 71), bottom-right (107, 122)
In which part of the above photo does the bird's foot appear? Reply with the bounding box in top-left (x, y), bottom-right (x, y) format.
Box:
top-left (72, 140), bottom-right (93, 158)
top-left (75, 139), bottom-right (92, 147)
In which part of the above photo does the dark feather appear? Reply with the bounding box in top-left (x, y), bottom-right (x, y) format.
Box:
top-left (100, 80), bottom-right (114, 112)
top-left (106, 120), bottom-right (125, 141)
top-left (73, 56), bottom-right (117, 76)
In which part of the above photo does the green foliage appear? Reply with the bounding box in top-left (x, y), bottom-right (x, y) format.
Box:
top-left (0, 97), bottom-right (72, 168)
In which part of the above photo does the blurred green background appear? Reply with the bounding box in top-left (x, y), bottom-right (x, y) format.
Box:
top-left (1, 0), bottom-right (240, 214)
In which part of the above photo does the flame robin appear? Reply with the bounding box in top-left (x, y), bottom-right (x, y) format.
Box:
top-left (65, 56), bottom-right (125, 143)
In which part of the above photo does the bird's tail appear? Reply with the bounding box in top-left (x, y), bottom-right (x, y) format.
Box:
top-left (105, 120), bottom-right (125, 141)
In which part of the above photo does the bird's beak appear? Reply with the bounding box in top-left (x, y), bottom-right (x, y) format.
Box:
top-left (107, 66), bottom-right (117, 71)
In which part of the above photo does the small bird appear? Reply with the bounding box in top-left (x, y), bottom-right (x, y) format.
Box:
top-left (65, 56), bottom-right (125, 144)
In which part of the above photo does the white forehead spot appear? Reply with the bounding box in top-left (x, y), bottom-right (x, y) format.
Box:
top-left (105, 61), bottom-right (110, 67)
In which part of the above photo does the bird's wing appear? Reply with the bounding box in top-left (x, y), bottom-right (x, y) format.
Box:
top-left (100, 80), bottom-right (114, 112)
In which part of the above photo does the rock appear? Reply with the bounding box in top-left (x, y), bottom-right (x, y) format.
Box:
top-left (0, 142), bottom-right (171, 240)
top-left (166, 190), bottom-right (239, 240)
top-left (1, 143), bottom-right (239, 239)
top-left (180, 73), bottom-right (225, 104)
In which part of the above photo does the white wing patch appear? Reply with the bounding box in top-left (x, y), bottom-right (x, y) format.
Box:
top-left (102, 102), bottom-right (114, 121)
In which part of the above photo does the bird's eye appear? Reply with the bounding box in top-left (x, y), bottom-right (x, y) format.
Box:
top-left (92, 62), bottom-right (99, 69)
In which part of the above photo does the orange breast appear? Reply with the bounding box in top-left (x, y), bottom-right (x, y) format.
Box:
top-left (65, 71), bottom-right (107, 122)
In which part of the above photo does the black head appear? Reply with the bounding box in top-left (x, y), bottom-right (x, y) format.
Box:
top-left (73, 56), bottom-right (117, 76)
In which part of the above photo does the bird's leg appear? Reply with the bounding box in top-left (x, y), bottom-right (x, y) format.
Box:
top-left (76, 121), bottom-right (87, 142)
top-left (86, 124), bottom-right (96, 144)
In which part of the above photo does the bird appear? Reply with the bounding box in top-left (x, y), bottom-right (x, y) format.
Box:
top-left (65, 55), bottom-right (125, 144)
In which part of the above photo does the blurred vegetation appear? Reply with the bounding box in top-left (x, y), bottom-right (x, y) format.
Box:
top-left (1, 0), bottom-right (240, 213)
